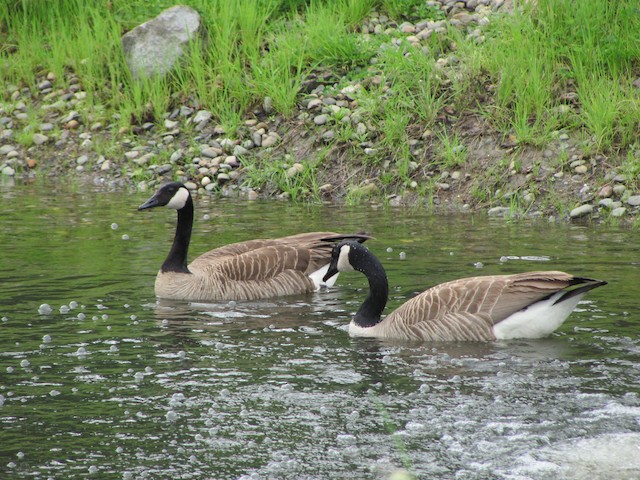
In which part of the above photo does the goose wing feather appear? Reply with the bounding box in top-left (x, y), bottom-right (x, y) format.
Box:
top-left (376, 271), bottom-right (578, 341)
top-left (190, 232), bottom-right (365, 275)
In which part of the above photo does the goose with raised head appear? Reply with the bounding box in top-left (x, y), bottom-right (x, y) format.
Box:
top-left (138, 182), bottom-right (370, 301)
top-left (324, 240), bottom-right (607, 341)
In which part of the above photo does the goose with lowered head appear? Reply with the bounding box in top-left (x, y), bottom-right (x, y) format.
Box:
top-left (138, 182), bottom-right (370, 301)
top-left (324, 240), bottom-right (606, 342)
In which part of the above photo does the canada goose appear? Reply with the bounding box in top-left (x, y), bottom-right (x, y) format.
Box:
top-left (324, 240), bottom-right (607, 341)
top-left (138, 182), bottom-right (370, 301)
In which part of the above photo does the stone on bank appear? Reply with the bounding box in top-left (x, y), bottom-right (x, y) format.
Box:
top-left (121, 6), bottom-right (202, 79)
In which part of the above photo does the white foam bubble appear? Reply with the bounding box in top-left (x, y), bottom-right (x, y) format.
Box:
top-left (38, 304), bottom-right (52, 315)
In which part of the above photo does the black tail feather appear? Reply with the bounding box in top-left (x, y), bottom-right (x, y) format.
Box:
top-left (553, 278), bottom-right (607, 305)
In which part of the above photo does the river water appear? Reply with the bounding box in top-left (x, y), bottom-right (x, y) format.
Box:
top-left (1, 180), bottom-right (639, 479)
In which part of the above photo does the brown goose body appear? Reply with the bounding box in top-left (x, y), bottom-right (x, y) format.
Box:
top-left (155, 232), bottom-right (368, 301)
top-left (324, 241), bottom-right (606, 342)
top-left (139, 183), bottom-right (370, 302)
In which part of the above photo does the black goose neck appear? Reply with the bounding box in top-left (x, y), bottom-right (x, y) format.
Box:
top-left (351, 246), bottom-right (388, 328)
top-left (161, 195), bottom-right (193, 274)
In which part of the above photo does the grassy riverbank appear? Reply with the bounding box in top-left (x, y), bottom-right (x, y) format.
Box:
top-left (1, 0), bottom-right (640, 222)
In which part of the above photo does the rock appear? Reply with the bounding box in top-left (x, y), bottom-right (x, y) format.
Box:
top-left (598, 184), bottom-right (613, 198)
top-left (611, 207), bottom-right (626, 217)
top-left (193, 110), bottom-right (212, 124)
top-left (133, 153), bottom-right (154, 166)
top-left (38, 80), bottom-right (53, 90)
top-left (570, 159), bottom-right (585, 168)
top-left (32, 133), bottom-right (48, 145)
top-left (201, 147), bottom-right (223, 158)
top-left (613, 174), bottom-right (626, 183)
top-left (319, 183), bottom-right (333, 194)
top-left (261, 132), bottom-right (280, 148)
top-left (121, 6), bottom-right (202, 79)
top-left (487, 206), bottom-right (511, 217)
top-left (569, 204), bottom-right (593, 218)
top-left (399, 22), bottom-right (415, 33)
top-left (307, 98), bottom-right (323, 109)
top-left (164, 119), bottom-right (178, 129)
top-left (2, 166), bottom-right (15, 176)
top-left (598, 198), bottom-right (614, 209)
top-left (179, 106), bottom-right (194, 117)
top-left (201, 176), bottom-right (211, 187)
top-left (76, 155), bottom-right (89, 165)
top-left (314, 114), bottom-right (328, 125)
top-left (224, 156), bottom-right (239, 167)
top-left (574, 165), bottom-right (588, 174)
top-left (321, 130), bottom-right (335, 141)
top-left (0, 145), bottom-right (16, 155)
top-left (219, 138), bottom-right (235, 151)
top-left (247, 189), bottom-right (259, 200)
top-left (233, 145), bottom-right (248, 156)
top-left (26, 158), bottom-right (37, 169)
top-left (124, 151), bottom-right (140, 160)
top-left (350, 182), bottom-right (378, 197)
top-left (263, 97), bottom-right (273, 114)
top-left (626, 195), bottom-right (640, 206)
top-left (61, 110), bottom-right (80, 123)
top-left (100, 160), bottom-right (111, 171)
top-left (217, 172), bottom-right (230, 183)
top-left (251, 131), bottom-right (262, 147)
top-left (613, 184), bottom-right (626, 196)
top-left (157, 164), bottom-right (172, 174)
top-left (287, 163), bottom-right (304, 178)
top-left (170, 149), bottom-right (183, 162)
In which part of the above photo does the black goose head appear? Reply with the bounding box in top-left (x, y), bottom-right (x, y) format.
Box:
top-left (138, 182), bottom-right (191, 211)
top-left (323, 240), bottom-right (364, 282)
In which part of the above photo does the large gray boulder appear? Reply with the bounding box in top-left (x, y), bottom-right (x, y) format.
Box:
top-left (121, 5), bottom-right (201, 79)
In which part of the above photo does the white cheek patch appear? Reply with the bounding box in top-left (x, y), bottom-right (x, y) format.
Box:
top-left (166, 187), bottom-right (189, 210)
top-left (337, 245), bottom-right (353, 272)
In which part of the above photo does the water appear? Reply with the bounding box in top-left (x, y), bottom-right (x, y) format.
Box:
top-left (1, 181), bottom-right (640, 479)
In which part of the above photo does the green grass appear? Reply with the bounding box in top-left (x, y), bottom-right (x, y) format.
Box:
top-left (2, 0), bottom-right (640, 202)
top-left (241, 155), bottom-right (322, 202)
top-left (477, 0), bottom-right (640, 152)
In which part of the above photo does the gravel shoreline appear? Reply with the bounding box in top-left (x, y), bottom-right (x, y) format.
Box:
top-left (2, 0), bottom-right (638, 225)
